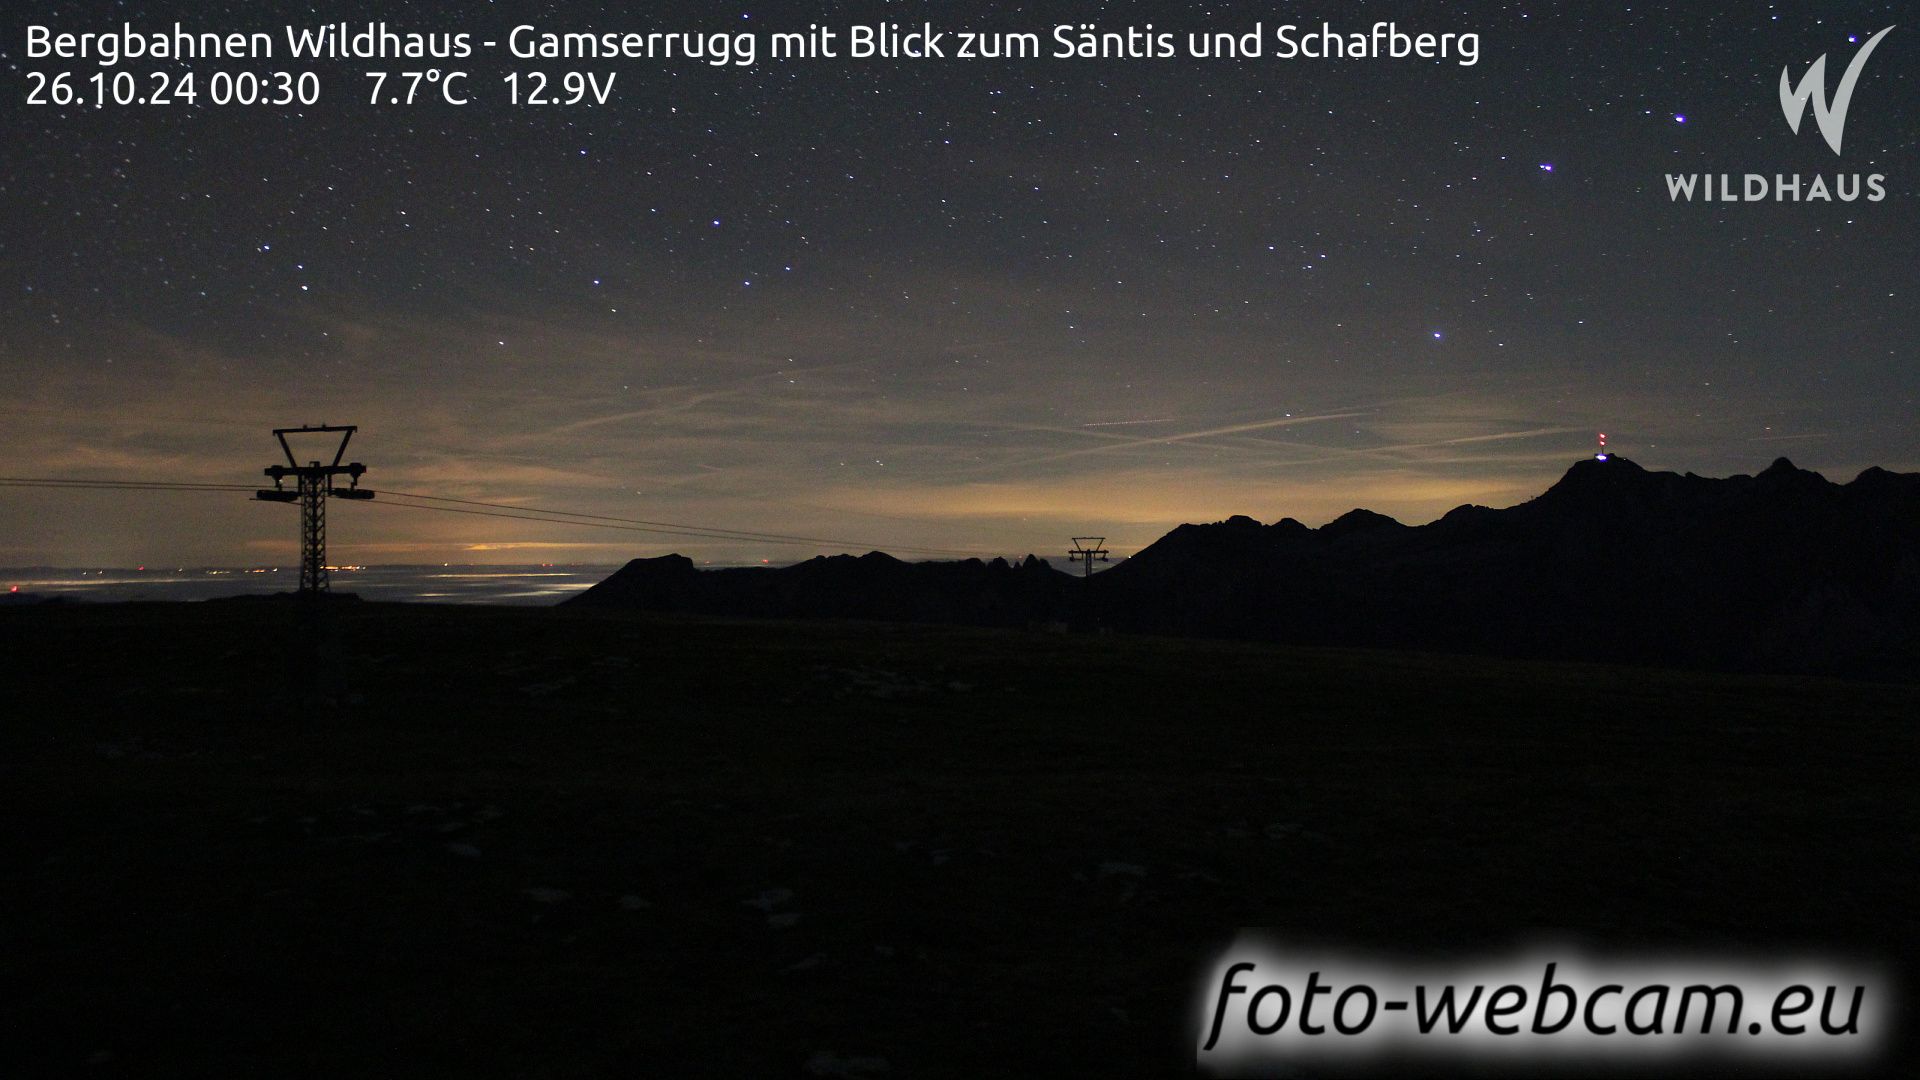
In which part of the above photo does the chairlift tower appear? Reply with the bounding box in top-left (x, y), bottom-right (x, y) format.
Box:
top-left (254, 425), bottom-right (373, 594)
top-left (1067, 536), bottom-right (1110, 578)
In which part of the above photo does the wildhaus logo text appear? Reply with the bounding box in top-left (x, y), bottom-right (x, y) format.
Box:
top-left (1667, 26), bottom-right (1893, 203)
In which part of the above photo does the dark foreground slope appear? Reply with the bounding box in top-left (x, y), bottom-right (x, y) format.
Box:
top-left (569, 457), bottom-right (1920, 676)
top-left (2, 602), bottom-right (1915, 1076)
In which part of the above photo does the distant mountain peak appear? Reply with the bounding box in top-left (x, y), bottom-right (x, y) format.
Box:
top-left (1531, 454), bottom-right (1653, 505)
top-left (622, 553), bottom-right (695, 572)
top-left (1321, 508), bottom-right (1405, 536)
top-left (1563, 453), bottom-right (1645, 477)
top-left (1753, 457), bottom-right (1835, 491)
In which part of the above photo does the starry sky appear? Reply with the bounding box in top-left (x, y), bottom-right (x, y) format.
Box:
top-left (2, 1), bottom-right (1915, 566)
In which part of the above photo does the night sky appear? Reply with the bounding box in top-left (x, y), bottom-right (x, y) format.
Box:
top-left (2, 1), bottom-right (1914, 566)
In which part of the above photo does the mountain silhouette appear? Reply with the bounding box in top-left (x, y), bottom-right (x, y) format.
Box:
top-left (570, 550), bottom-right (1072, 627)
top-left (568, 457), bottom-right (1920, 675)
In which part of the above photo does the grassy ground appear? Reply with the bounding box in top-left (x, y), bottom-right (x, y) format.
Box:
top-left (2, 601), bottom-right (1914, 1077)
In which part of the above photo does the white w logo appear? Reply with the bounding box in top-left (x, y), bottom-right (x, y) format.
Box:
top-left (1780, 26), bottom-right (1895, 155)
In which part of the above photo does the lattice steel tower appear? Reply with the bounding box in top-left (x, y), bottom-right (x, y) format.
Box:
top-left (254, 425), bottom-right (373, 594)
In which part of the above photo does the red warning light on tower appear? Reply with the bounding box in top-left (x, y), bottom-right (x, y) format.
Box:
top-left (1596, 433), bottom-right (1610, 461)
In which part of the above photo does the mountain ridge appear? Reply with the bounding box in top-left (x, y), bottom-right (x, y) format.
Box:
top-left (567, 457), bottom-right (1920, 675)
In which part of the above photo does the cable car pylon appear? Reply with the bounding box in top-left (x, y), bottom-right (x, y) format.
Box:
top-left (1067, 536), bottom-right (1109, 578)
top-left (254, 425), bottom-right (372, 594)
